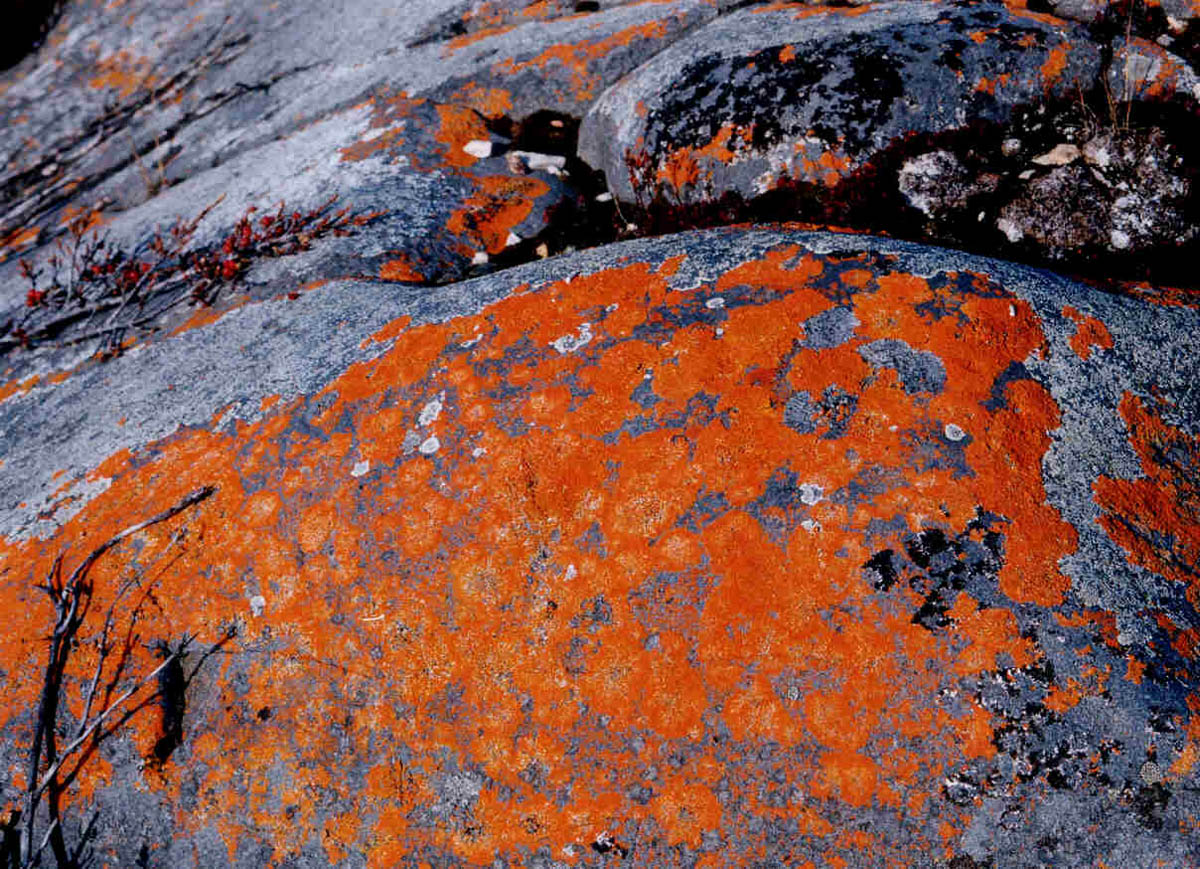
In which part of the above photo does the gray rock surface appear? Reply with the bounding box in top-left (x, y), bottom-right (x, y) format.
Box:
top-left (1, 227), bottom-right (1198, 867)
top-left (0, 2), bottom-right (1198, 867)
top-left (579, 1), bottom-right (1103, 204)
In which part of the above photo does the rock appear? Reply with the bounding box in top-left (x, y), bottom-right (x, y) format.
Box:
top-left (1, 0), bottom-right (1199, 865)
top-left (1047, 0), bottom-right (1111, 25)
top-left (1048, 0), bottom-right (1198, 39)
top-left (422, 0), bottom-right (721, 119)
top-left (1107, 36), bottom-right (1200, 108)
top-left (0, 0), bottom-right (725, 362)
top-left (578, 0), bottom-right (1102, 205)
top-left (998, 128), bottom-right (1192, 255)
top-left (0, 0), bottom-right (712, 287)
top-left (1, 228), bottom-right (1198, 867)
top-left (0, 92), bottom-right (582, 367)
top-left (898, 150), bottom-right (998, 217)
top-left (1032, 142), bottom-right (1083, 166)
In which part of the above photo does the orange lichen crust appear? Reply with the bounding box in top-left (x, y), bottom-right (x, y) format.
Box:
top-left (1095, 392), bottom-right (1200, 597)
top-left (1062, 304), bottom-right (1114, 361)
top-left (494, 20), bottom-right (676, 103)
top-left (87, 50), bottom-right (158, 98)
top-left (0, 248), bottom-right (1184, 865)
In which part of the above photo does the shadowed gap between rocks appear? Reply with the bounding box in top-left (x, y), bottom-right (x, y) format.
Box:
top-left (502, 94), bottom-right (1199, 291)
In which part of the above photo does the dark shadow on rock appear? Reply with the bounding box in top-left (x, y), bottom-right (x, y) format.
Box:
top-left (1, 0), bottom-right (63, 71)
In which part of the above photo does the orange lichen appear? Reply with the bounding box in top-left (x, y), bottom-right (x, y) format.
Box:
top-left (1114, 37), bottom-right (1197, 101)
top-left (1062, 305), bottom-right (1115, 360)
top-left (58, 204), bottom-right (107, 233)
top-left (0, 249), bottom-right (1114, 864)
top-left (449, 82), bottom-right (514, 119)
top-left (0, 373), bottom-right (40, 406)
top-left (447, 174), bottom-right (550, 253)
top-left (88, 50), bottom-right (157, 98)
top-left (974, 73), bottom-right (1012, 94)
top-left (379, 256), bottom-right (425, 283)
top-left (658, 148), bottom-right (701, 192)
top-left (1039, 43), bottom-right (1071, 85)
top-left (751, 2), bottom-right (876, 19)
top-left (167, 302), bottom-right (232, 337)
top-left (433, 103), bottom-right (493, 168)
top-left (445, 23), bottom-right (518, 53)
top-left (495, 20), bottom-right (673, 103)
top-left (0, 225), bottom-right (41, 263)
top-left (1094, 392), bottom-right (1200, 597)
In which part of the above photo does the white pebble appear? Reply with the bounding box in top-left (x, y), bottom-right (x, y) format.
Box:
top-left (944, 423), bottom-right (967, 442)
top-left (419, 435), bottom-right (440, 455)
top-left (351, 460), bottom-right (370, 478)
top-left (462, 139), bottom-right (493, 159)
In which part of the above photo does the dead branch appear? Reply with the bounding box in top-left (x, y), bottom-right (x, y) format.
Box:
top-left (13, 486), bottom-right (218, 868)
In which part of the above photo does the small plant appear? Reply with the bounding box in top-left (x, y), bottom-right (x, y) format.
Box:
top-left (2, 487), bottom-right (234, 869)
top-left (131, 134), bottom-right (174, 199)
top-left (3, 194), bottom-right (376, 357)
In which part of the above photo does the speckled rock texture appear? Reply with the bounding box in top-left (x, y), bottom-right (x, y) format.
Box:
top-left (0, 0), bottom-right (720, 318)
top-left (579, 1), bottom-right (1104, 202)
top-left (1, 1), bottom-right (1199, 868)
top-left (577, 0), bottom-right (1198, 273)
top-left (2, 229), bottom-right (1200, 867)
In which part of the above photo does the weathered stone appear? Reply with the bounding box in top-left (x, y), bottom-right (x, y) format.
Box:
top-left (421, 0), bottom-right (721, 119)
top-left (1, 1), bottom-right (1199, 865)
top-left (1108, 36), bottom-right (1200, 108)
top-left (897, 149), bottom-right (998, 217)
top-left (578, 1), bottom-right (1103, 205)
top-left (997, 128), bottom-right (1192, 255)
top-left (0, 0), bottom-right (713, 288)
top-left (1, 228), bottom-right (1197, 867)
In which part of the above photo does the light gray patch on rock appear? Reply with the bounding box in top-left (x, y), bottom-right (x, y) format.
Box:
top-left (783, 392), bottom-right (818, 434)
top-left (859, 339), bottom-right (946, 395)
top-left (799, 306), bottom-right (859, 349)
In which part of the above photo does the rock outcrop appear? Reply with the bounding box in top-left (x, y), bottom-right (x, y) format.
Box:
top-left (0, 2), bottom-right (1197, 868)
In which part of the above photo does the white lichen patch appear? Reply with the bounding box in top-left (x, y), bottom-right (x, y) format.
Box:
top-left (418, 394), bottom-right (444, 427)
top-left (552, 322), bottom-right (593, 354)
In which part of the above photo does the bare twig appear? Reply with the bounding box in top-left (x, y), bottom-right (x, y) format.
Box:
top-left (13, 486), bottom-right (217, 868)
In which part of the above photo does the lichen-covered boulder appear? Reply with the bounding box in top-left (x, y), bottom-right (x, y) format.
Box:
top-left (0, 0), bottom-right (715, 294)
top-left (1, 228), bottom-right (1197, 867)
top-left (1108, 36), bottom-right (1200, 108)
top-left (578, 0), bottom-right (1103, 204)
